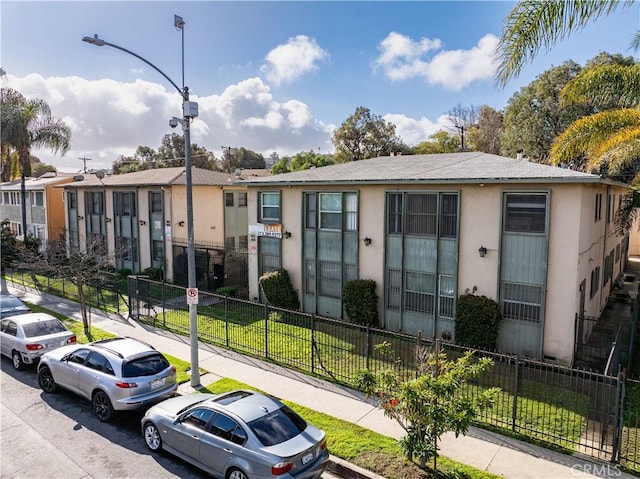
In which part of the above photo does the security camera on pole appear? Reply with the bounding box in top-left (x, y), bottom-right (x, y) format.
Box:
top-left (83, 14), bottom-right (201, 387)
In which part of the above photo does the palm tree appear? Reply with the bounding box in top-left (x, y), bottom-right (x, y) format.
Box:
top-left (0, 91), bottom-right (71, 238)
top-left (549, 64), bottom-right (640, 231)
top-left (494, 0), bottom-right (637, 87)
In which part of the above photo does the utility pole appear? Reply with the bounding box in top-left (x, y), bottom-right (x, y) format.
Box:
top-left (455, 126), bottom-right (465, 151)
top-left (78, 157), bottom-right (92, 173)
top-left (221, 146), bottom-right (235, 173)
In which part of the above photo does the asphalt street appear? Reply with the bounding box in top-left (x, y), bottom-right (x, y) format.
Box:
top-left (0, 357), bottom-right (339, 479)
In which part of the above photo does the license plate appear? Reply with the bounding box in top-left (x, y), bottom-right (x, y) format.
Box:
top-left (302, 452), bottom-right (313, 465)
top-left (150, 378), bottom-right (165, 390)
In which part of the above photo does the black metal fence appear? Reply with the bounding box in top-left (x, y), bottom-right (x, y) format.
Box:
top-left (128, 276), bottom-right (640, 472)
top-left (6, 269), bottom-right (125, 313)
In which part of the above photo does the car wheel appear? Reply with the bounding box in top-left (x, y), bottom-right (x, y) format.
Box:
top-left (227, 468), bottom-right (249, 479)
top-left (93, 391), bottom-right (114, 422)
top-left (38, 366), bottom-right (57, 393)
top-left (143, 422), bottom-right (162, 452)
top-left (11, 351), bottom-right (24, 371)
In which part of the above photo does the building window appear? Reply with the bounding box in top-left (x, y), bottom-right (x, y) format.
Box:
top-left (319, 193), bottom-right (342, 230)
top-left (32, 191), bottom-right (44, 207)
top-left (88, 192), bottom-right (104, 215)
top-left (5, 192), bottom-right (21, 205)
top-left (239, 235), bottom-right (248, 250)
top-left (115, 192), bottom-right (136, 216)
top-left (501, 282), bottom-right (542, 323)
top-left (439, 194), bottom-right (458, 238)
top-left (387, 193), bottom-right (402, 234)
top-left (595, 193), bottom-right (602, 221)
top-left (345, 193), bottom-right (357, 231)
top-left (318, 260), bottom-right (342, 298)
top-left (504, 194), bottom-right (547, 233)
top-left (259, 192), bottom-right (280, 222)
top-left (150, 191), bottom-right (162, 213)
top-left (152, 240), bottom-right (164, 263)
top-left (68, 191), bottom-right (77, 209)
top-left (225, 237), bottom-right (236, 250)
top-left (406, 193), bottom-right (437, 236)
top-left (404, 271), bottom-right (436, 314)
top-left (225, 192), bottom-right (234, 207)
top-left (438, 274), bottom-right (456, 318)
top-left (304, 193), bottom-right (316, 229)
top-left (238, 192), bottom-right (247, 207)
top-left (590, 267), bottom-right (600, 298)
top-left (616, 244), bottom-right (620, 263)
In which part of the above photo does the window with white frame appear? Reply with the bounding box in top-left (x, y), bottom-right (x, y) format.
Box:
top-left (259, 192), bottom-right (280, 222)
top-left (32, 191), bottom-right (44, 207)
top-left (504, 194), bottom-right (546, 233)
top-left (319, 193), bottom-right (342, 230)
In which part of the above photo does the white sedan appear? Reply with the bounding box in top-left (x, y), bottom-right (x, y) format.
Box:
top-left (0, 313), bottom-right (76, 370)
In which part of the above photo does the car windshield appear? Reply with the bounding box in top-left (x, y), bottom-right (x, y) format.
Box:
top-left (122, 353), bottom-right (170, 377)
top-left (0, 296), bottom-right (25, 308)
top-left (22, 319), bottom-right (68, 337)
top-left (248, 405), bottom-right (307, 447)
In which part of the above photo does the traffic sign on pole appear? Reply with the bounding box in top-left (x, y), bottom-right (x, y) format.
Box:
top-left (186, 287), bottom-right (199, 305)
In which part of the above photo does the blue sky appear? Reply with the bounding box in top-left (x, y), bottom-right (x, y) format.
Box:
top-left (2, 1), bottom-right (638, 172)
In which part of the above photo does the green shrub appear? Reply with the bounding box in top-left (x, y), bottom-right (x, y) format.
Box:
top-left (116, 268), bottom-right (133, 280)
top-left (455, 290), bottom-right (502, 350)
top-left (343, 279), bottom-right (378, 326)
top-left (216, 286), bottom-right (237, 297)
top-left (259, 269), bottom-right (300, 310)
top-left (269, 311), bottom-right (284, 322)
top-left (141, 267), bottom-right (164, 281)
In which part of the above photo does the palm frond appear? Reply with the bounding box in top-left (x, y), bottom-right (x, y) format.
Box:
top-left (590, 126), bottom-right (640, 174)
top-left (561, 64), bottom-right (640, 108)
top-left (495, 0), bottom-right (632, 87)
top-left (631, 31), bottom-right (640, 51)
top-left (550, 108), bottom-right (640, 166)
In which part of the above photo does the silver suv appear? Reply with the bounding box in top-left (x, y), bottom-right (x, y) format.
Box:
top-left (37, 337), bottom-right (178, 422)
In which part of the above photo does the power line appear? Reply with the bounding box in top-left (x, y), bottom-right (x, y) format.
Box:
top-left (78, 157), bottom-right (92, 173)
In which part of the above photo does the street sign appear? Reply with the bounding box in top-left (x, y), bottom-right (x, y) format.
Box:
top-left (186, 287), bottom-right (199, 305)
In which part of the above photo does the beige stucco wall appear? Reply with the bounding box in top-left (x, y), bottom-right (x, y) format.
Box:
top-left (246, 181), bottom-right (629, 366)
top-left (170, 185), bottom-right (225, 245)
top-left (630, 216), bottom-right (640, 256)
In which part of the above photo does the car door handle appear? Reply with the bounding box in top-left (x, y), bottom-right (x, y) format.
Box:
top-left (192, 435), bottom-right (199, 439)
top-left (223, 448), bottom-right (232, 453)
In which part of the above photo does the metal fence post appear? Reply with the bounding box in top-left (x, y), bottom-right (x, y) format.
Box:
top-left (225, 295), bottom-right (230, 347)
top-left (365, 325), bottom-right (370, 370)
top-left (311, 314), bottom-right (316, 375)
top-left (612, 368), bottom-right (625, 464)
top-left (512, 356), bottom-right (520, 432)
top-left (264, 303), bottom-right (269, 360)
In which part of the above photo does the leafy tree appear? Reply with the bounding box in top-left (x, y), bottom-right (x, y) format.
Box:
top-left (332, 106), bottom-right (400, 162)
top-left (467, 105), bottom-right (504, 155)
top-left (414, 131), bottom-right (459, 154)
top-left (0, 220), bottom-right (20, 272)
top-left (30, 157), bottom-right (57, 177)
top-left (0, 89), bottom-right (71, 237)
top-left (289, 150), bottom-right (335, 171)
top-left (20, 235), bottom-right (118, 335)
top-left (500, 61), bottom-right (592, 162)
top-left (355, 342), bottom-right (499, 471)
top-left (549, 62), bottom-right (640, 230)
top-left (219, 147), bottom-right (265, 173)
top-left (494, 0), bottom-right (637, 87)
top-left (447, 103), bottom-right (479, 151)
top-left (271, 155), bottom-right (291, 174)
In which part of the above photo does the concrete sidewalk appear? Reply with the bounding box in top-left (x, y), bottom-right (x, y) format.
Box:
top-left (6, 284), bottom-right (634, 479)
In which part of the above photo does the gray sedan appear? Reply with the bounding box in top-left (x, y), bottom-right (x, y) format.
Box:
top-left (0, 293), bottom-right (31, 319)
top-left (142, 390), bottom-right (329, 479)
top-left (0, 312), bottom-right (76, 370)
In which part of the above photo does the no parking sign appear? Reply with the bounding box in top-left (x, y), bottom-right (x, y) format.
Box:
top-left (186, 288), bottom-right (199, 305)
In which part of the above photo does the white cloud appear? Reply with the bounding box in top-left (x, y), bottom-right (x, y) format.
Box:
top-left (384, 113), bottom-right (450, 146)
top-left (374, 32), bottom-right (498, 90)
top-left (261, 35), bottom-right (329, 85)
top-left (4, 73), bottom-right (334, 172)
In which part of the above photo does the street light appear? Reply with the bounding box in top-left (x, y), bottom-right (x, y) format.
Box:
top-left (83, 16), bottom-right (200, 387)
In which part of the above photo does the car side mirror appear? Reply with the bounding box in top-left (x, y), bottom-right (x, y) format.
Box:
top-left (61, 354), bottom-right (70, 362)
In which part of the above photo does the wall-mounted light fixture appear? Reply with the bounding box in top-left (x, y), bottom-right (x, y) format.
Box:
top-left (77, 215), bottom-right (84, 221)
top-left (139, 220), bottom-right (147, 226)
top-left (105, 217), bottom-right (112, 223)
top-left (284, 230), bottom-right (291, 239)
top-left (478, 246), bottom-right (487, 258)
top-left (363, 237), bottom-right (372, 246)
top-left (178, 220), bottom-right (185, 227)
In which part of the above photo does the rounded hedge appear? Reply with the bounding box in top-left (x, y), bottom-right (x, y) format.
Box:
top-left (454, 293), bottom-right (502, 350)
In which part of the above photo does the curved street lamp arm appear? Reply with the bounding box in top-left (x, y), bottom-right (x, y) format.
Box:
top-left (82, 35), bottom-right (185, 100)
